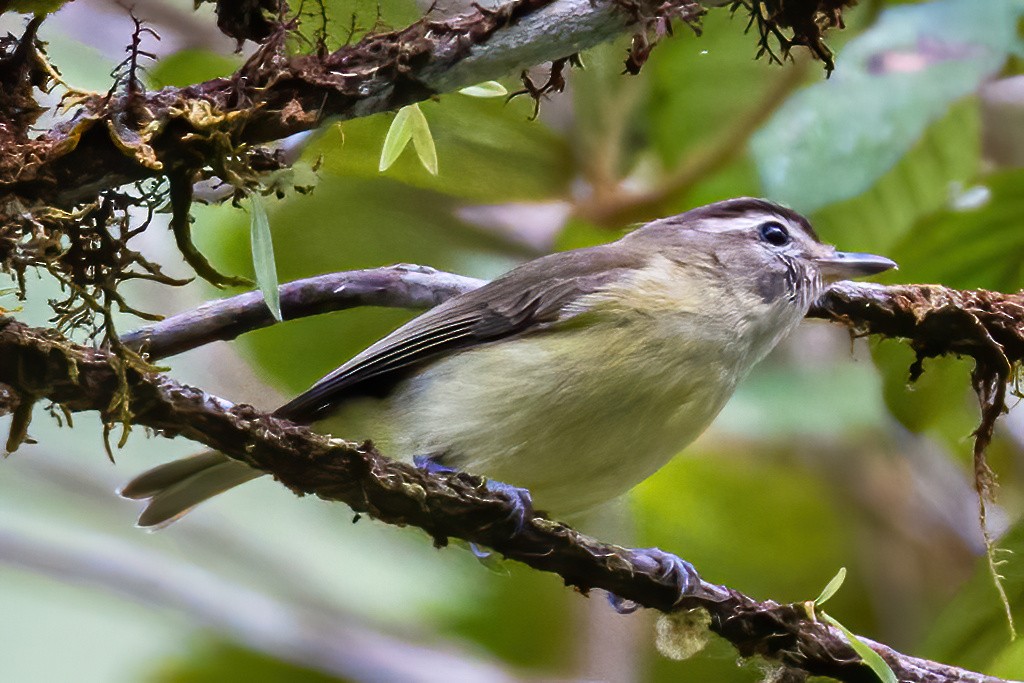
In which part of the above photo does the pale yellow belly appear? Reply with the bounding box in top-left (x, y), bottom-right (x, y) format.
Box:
top-left (379, 322), bottom-right (740, 517)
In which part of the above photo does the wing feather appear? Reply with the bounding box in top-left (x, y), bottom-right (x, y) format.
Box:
top-left (275, 244), bottom-right (641, 422)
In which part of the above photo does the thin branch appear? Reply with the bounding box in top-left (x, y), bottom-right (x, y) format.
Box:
top-left (121, 265), bottom-right (485, 359)
top-left (123, 269), bottom-right (1024, 372)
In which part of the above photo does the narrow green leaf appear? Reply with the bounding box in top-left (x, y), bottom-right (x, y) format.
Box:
top-left (815, 567), bottom-right (847, 607)
top-left (407, 103), bottom-right (438, 175)
top-left (822, 613), bottom-right (898, 683)
top-left (459, 81), bottom-right (508, 98)
top-left (379, 106), bottom-right (415, 172)
top-left (248, 193), bottom-right (282, 322)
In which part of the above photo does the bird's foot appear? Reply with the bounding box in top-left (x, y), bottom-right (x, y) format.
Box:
top-left (483, 478), bottom-right (535, 534)
top-left (629, 547), bottom-right (701, 595)
top-left (414, 455), bottom-right (535, 534)
top-left (607, 593), bottom-right (641, 614)
top-left (414, 454), bottom-right (456, 475)
top-left (607, 547), bottom-right (726, 613)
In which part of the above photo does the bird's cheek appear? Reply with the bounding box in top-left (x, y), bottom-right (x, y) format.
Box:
top-left (754, 268), bottom-right (791, 304)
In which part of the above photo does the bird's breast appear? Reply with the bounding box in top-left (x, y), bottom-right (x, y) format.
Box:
top-left (384, 314), bottom-right (755, 517)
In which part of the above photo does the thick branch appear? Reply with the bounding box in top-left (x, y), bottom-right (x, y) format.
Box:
top-left (2, 270), bottom-right (1018, 681)
top-left (2, 0), bottom-right (703, 208)
top-left (809, 282), bottom-right (1024, 367)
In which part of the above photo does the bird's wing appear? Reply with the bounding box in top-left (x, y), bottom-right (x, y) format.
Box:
top-left (274, 245), bottom-right (640, 423)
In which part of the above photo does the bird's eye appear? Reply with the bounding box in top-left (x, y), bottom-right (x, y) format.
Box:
top-left (759, 221), bottom-right (790, 247)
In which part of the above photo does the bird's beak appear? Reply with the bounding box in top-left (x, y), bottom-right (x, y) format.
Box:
top-left (816, 251), bottom-right (897, 281)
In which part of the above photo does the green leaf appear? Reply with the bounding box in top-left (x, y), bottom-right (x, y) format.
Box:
top-left (407, 103), bottom-right (438, 176)
top-left (248, 193), bottom-right (282, 322)
top-left (633, 448), bottom-right (850, 601)
top-left (379, 106), bottom-right (416, 172)
top-left (379, 104), bottom-right (437, 175)
top-left (459, 81), bottom-right (508, 98)
top-left (317, 0), bottom-right (419, 45)
top-left (151, 641), bottom-right (336, 682)
top-left (821, 613), bottom-right (899, 683)
top-left (644, 10), bottom-right (802, 168)
top-left (316, 96), bottom-right (571, 202)
top-left (753, 0), bottom-right (1024, 214)
top-left (872, 341), bottom-right (976, 442)
top-left (815, 567), bottom-right (847, 607)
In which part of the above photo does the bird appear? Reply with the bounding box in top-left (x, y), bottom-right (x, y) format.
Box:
top-left (122, 197), bottom-right (895, 528)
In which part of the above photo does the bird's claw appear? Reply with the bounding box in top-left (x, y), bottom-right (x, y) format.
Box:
top-left (414, 454), bottom-right (456, 475)
top-left (414, 455), bottom-right (534, 534)
top-left (631, 547), bottom-right (701, 599)
top-left (606, 547), bottom-right (697, 614)
top-left (484, 478), bottom-right (535, 534)
top-left (607, 593), bottom-right (641, 614)
top-left (606, 547), bottom-right (724, 611)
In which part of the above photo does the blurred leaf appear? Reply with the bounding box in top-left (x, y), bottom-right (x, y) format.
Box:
top-left (248, 194), bottom-right (282, 322)
top-left (868, 169), bottom-right (1024, 445)
top-left (379, 106), bottom-right (415, 172)
top-left (5, 0), bottom-right (70, 14)
top-left (888, 169), bottom-right (1024, 291)
top-left (568, 27), bottom-right (766, 221)
top-left (571, 39), bottom-right (648, 178)
top-left (145, 49), bottom-right (241, 89)
top-left (923, 518), bottom-right (1024, 671)
top-left (447, 563), bottom-right (575, 669)
top-left (459, 81), bottom-right (508, 98)
top-left (554, 217), bottom-right (625, 251)
top-left (314, 97), bottom-right (572, 201)
top-left (821, 613), bottom-right (898, 683)
top-left (812, 100), bottom-right (981, 254)
top-left (644, 11), bottom-right (802, 168)
top-left (43, 30), bottom-right (114, 92)
top-left (408, 104), bottom-right (438, 175)
top-left (753, 0), bottom-right (1024, 214)
top-left (152, 640), bottom-right (337, 683)
top-left (815, 567), bottom-right (848, 606)
top-left (719, 359), bottom-right (888, 439)
top-left (633, 450), bottom-right (852, 603)
top-left (987, 635), bottom-right (1024, 679)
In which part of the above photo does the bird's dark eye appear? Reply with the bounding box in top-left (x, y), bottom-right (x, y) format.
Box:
top-left (759, 221), bottom-right (790, 247)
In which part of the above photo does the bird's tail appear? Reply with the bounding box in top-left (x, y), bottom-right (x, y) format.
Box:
top-left (120, 451), bottom-right (263, 528)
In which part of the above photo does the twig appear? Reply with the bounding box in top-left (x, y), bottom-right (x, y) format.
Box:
top-left (122, 269), bottom-right (1024, 371)
top-left (120, 265), bottom-right (484, 360)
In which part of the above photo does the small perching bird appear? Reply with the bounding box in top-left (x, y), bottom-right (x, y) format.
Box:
top-left (122, 198), bottom-right (895, 527)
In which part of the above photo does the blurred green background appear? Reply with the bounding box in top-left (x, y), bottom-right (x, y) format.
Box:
top-left (2, 0), bottom-right (1024, 680)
